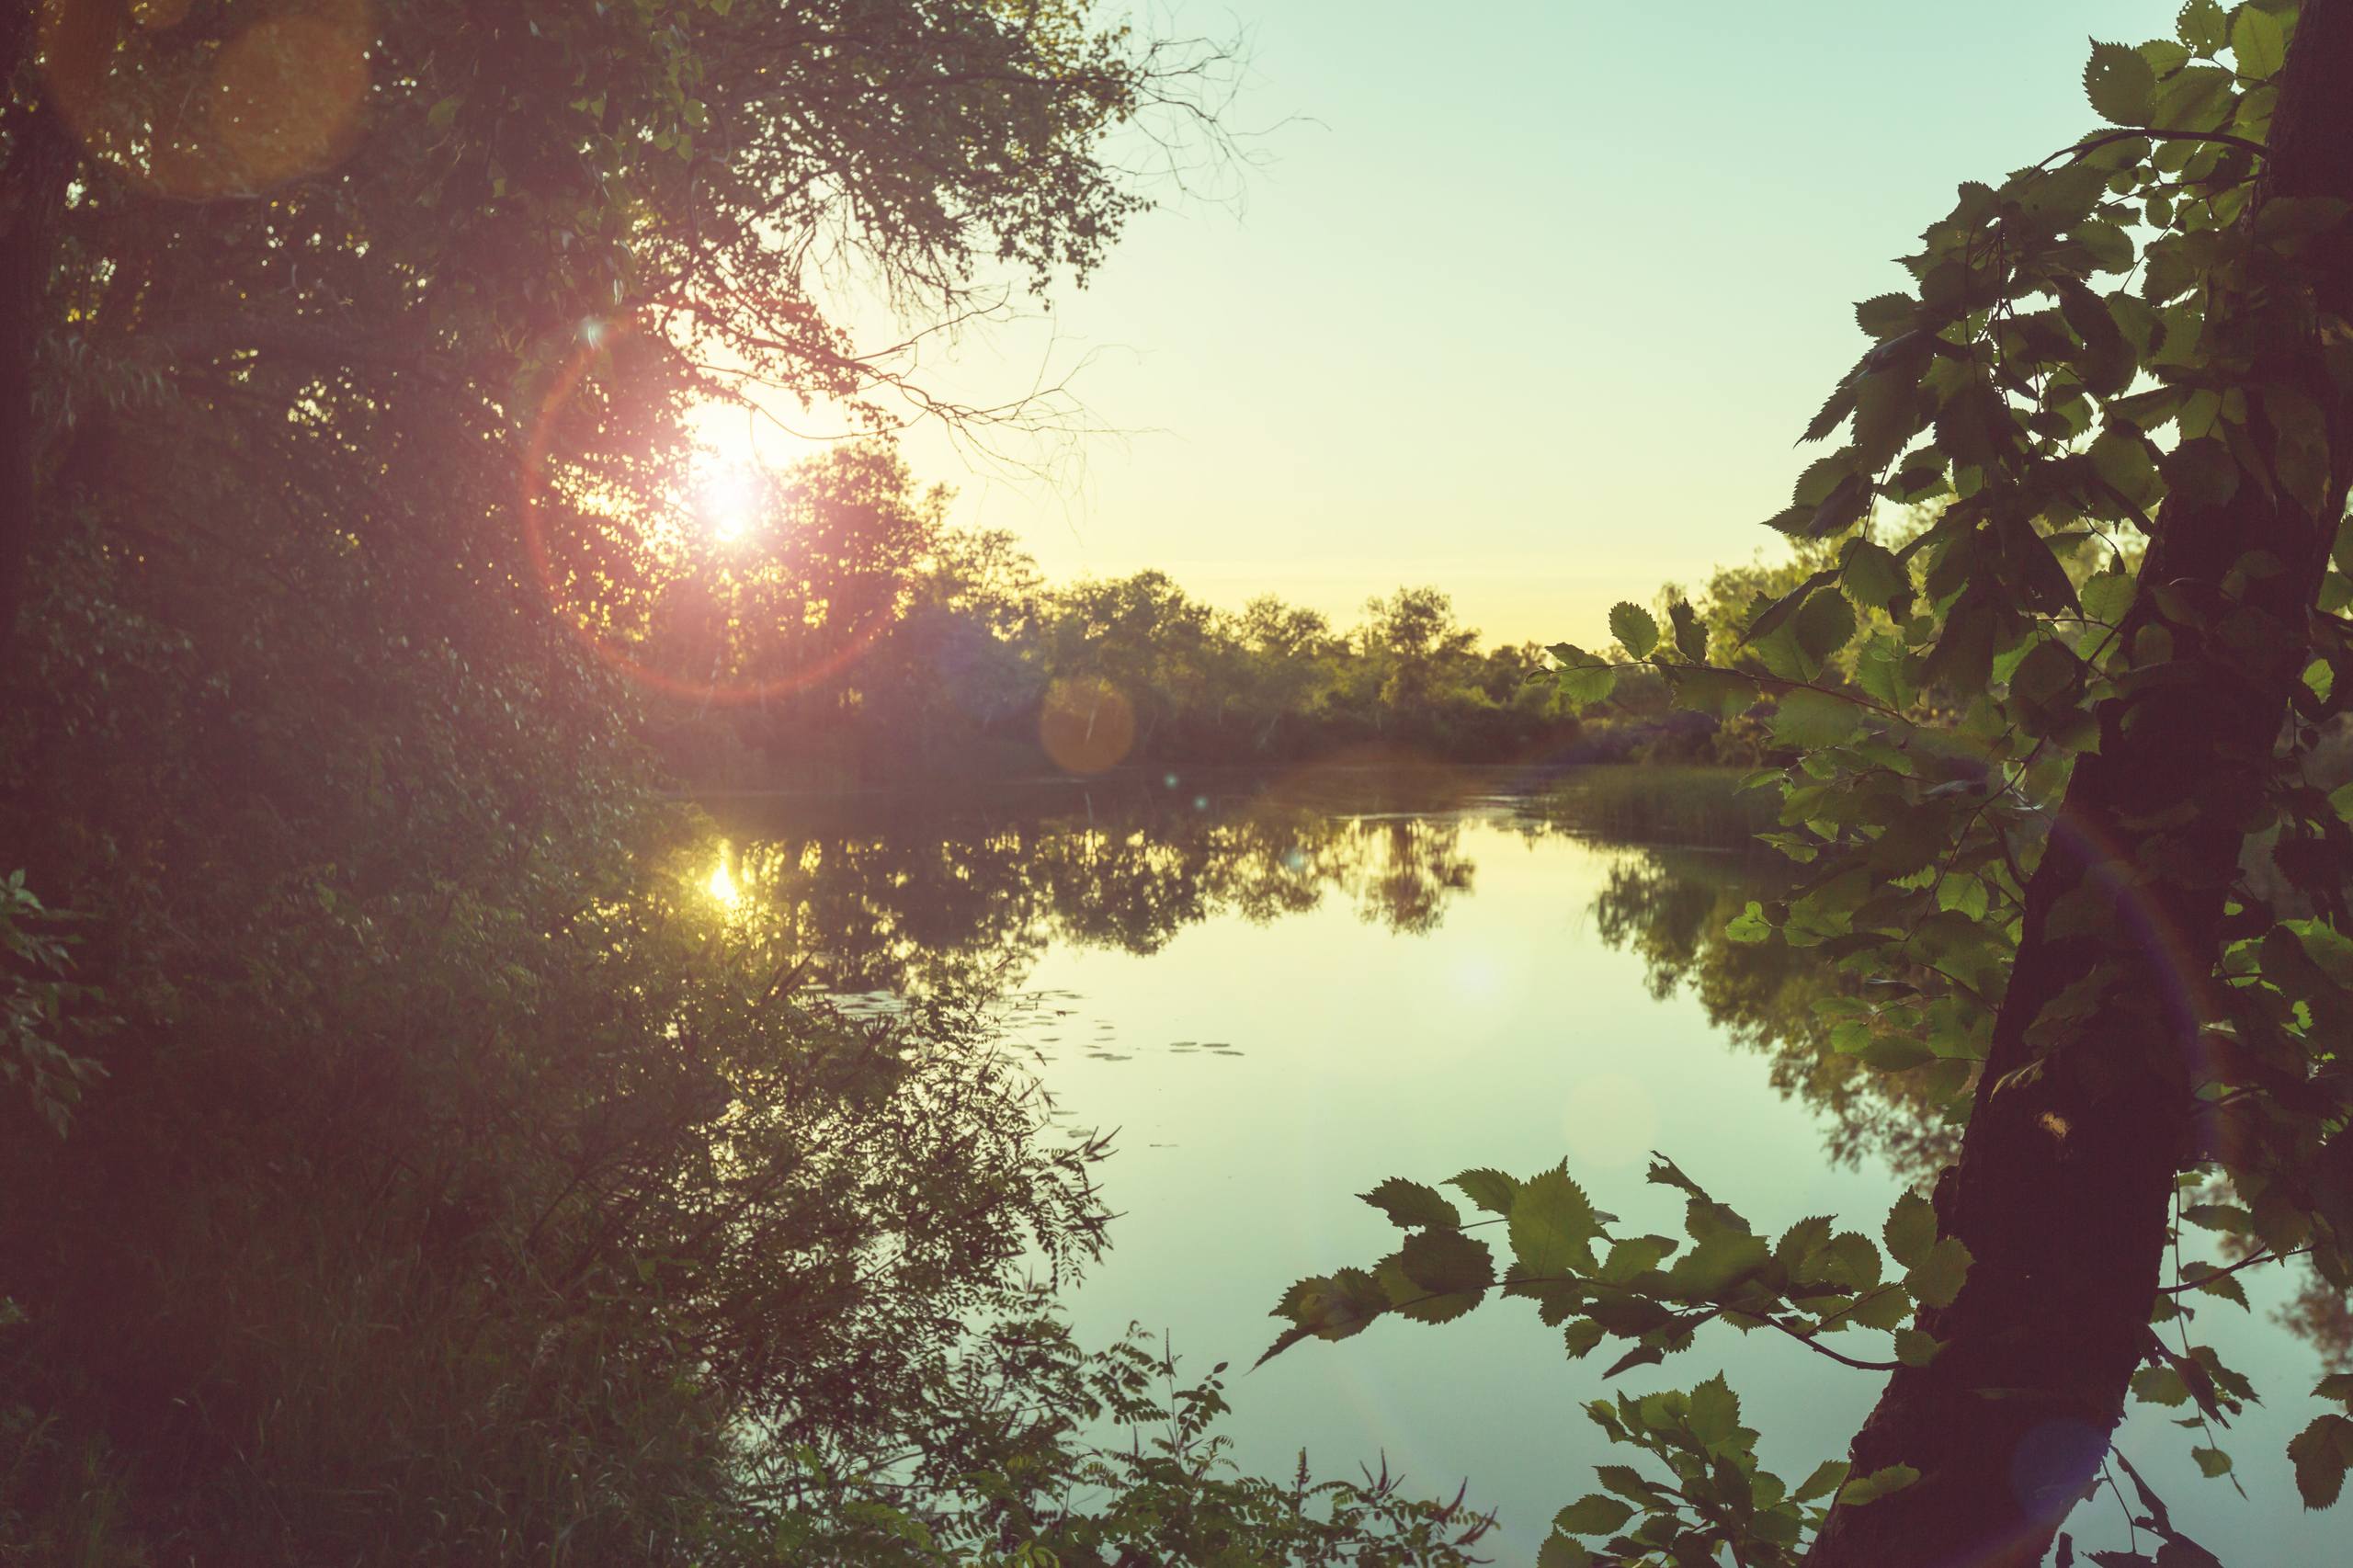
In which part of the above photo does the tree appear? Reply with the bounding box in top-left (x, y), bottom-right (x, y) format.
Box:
top-left (1265, 6), bottom-right (2353, 1563)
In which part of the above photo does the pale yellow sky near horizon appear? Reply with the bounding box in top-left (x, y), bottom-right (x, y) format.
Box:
top-left (711, 0), bottom-right (2161, 646)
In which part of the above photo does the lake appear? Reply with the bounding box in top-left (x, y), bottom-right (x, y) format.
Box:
top-left (701, 763), bottom-right (2340, 1564)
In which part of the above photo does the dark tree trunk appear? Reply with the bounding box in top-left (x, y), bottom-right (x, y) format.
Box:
top-left (1, 63), bottom-right (69, 656)
top-left (1807, 8), bottom-right (2353, 1566)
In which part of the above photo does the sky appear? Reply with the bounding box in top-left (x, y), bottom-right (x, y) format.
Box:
top-left (729, 0), bottom-right (2159, 646)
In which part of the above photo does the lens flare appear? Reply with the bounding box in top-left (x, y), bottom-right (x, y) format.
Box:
top-left (694, 461), bottom-right (765, 544)
top-left (1039, 678), bottom-right (1138, 774)
top-left (519, 319), bottom-right (894, 709)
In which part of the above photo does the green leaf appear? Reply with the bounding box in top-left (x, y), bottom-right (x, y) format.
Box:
top-left (2231, 4), bottom-right (2286, 78)
top-left (1794, 586), bottom-right (1859, 666)
top-left (1396, 1229), bottom-right (1494, 1296)
top-left (1449, 1167), bottom-right (1519, 1217)
top-left (2085, 40), bottom-right (2157, 125)
top-left (1554, 1494), bottom-right (1635, 1536)
top-left (1537, 1531), bottom-right (1597, 1568)
top-left (1842, 540), bottom-right (1909, 614)
top-left (1856, 293), bottom-right (1914, 339)
top-left (1905, 1237), bottom-right (1972, 1310)
top-left (1837, 1464), bottom-right (1921, 1507)
top-left (427, 95), bottom-right (463, 132)
top-left (2177, 0), bottom-right (2226, 54)
top-left (2289, 1413), bottom-right (2353, 1508)
top-left (1688, 1373), bottom-right (1742, 1451)
top-left (1771, 688), bottom-right (1862, 750)
top-left (2131, 1365), bottom-right (2191, 1407)
top-left (1883, 1188), bottom-right (1938, 1271)
top-left (1609, 602), bottom-right (1660, 659)
top-left (1361, 1177), bottom-right (1461, 1231)
top-left (1894, 1328), bottom-right (1944, 1367)
top-left (1550, 644), bottom-right (1618, 710)
top-left (1510, 1168), bottom-right (1601, 1281)
top-left (2192, 1446), bottom-right (2234, 1479)
top-left (1726, 901), bottom-right (1772, 944)
top-left (1667, 599), bottom-right (1709, 663)
top-left (1791, 1459), bottom-right (1850, 1504)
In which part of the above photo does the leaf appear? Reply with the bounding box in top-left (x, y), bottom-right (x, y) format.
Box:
top-left (1906, 1237), bottom-right (1972, 1310)
top-left (1772, 688), bottom-right (1863, 750)
top-left (2131, 1365), bottom-right (2192, 1407)
top-left (1379, 1231), bottom-right (1495, 1323)
top-left (1666, 1232), bottom-right (1771, 1299)
top-left (1894, 1328), bottom-right (1944, 1367)
top-left (426, 95), bottom-right (463, 132)
top-left (2289, 1413), bottom-right (2353, 1508)
top-left (1549, 644), bottom-right (1618, 709)
top-left (1361, 1178), bottom-right (1461, 1231)
top-left (2191, 1446), bottom-right (2233, 1479)
top-left (1688, 1373), bottom-right (1742, 1451)
top-left (1609, 603), bottom-right (1660, 659)
top-left (2085, 40), bottom-right (2157, 125)
top-left (1883, 1188), bottom-right (1938, 1271)
top-left (1726, 901), bottom-right (1772, 943)
top-left (1737, 568), bottom-right (1842, 649)
top-left (1553, 1494), bottom-right (1635, 1536)
top-left (1396, 1229), bottom-right (1494, 1297)
top-left (1842, 540), bottom-right (1909, 614)
top-left (1510, 1168), bottom-right (1601, 1281)
top-left (1856, 293), bottom-right (1915, 339)
top-left (1791, 1459), bottom-right (1850, 1504)
top-left (1449, 1167), bottom-right (1518, 1217)
top-left (2177, 0), bottom-right (2225, 55)
top-left (2231, 5), bottom-right (2286, 79)
top-left (1837, 1464), bottom-right (1921, 1507)
top-left (1793, 585), bottom-right (1859, 666)
top-left (1537, 1532), bottom-right (1596, 1568)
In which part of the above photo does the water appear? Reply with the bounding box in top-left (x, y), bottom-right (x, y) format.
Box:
top-left (702, 765), bottom-right (2343, 1564)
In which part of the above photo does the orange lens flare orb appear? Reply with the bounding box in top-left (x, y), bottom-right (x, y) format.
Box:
top-left (1039, 677), bottom-right (1137, 775)
top-left (40, 0), bottom-right (371, 199)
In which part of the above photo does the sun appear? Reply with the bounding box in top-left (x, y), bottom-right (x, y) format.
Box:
top-left (691, 459), bottom-right (766, 544)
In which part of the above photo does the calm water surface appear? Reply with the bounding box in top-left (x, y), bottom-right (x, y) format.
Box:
top-left (705, 767), bottom-right (2339, 1564)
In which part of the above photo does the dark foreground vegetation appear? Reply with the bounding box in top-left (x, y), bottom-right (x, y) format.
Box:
top-left (0, 3), bottom-right (1495, 1563)
top-left (8, 1), bottom-right (2353, 1566)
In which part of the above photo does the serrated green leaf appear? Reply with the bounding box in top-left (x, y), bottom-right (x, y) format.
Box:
top-left (1906, 1236), bottom-right (1972, 1309)
top-left (1688, 1373), bottom-right (1742, 1451)
top-left (1668, 598), bottom-right (1710, 663)
top-left (1361, 1177), bottom-right (1461, 1231)
top-left (1554, 1494), bottom-right (1635, 1536)
top-left (2177, 0), bottom-right (2225, 54)
top-left (1550, 644), bottom-right (1618, 709)
top-left (1449, 1167), bottom-right (1518, 1216)
top-left (1794, 585), bottom-right (1859, 667)
top-left (1771, 687), bottom-right (1863, 750)
top-left (2085, 40), bottom-right (2157, 124)
top-left (2289, 1413), bottom-right (2353, 1508)
top-left (2232, 5), bottom-right (2286, 78)
top-left (1510, 1168), bottom-right (1601, 1281)
top-left (1792, 1459), bottom-right (1850, 1504)
top-left (1837, 1464), bottom-right (1921, 1507)
top-left (1883, 1188), bottom-right (1938, 1270)
top-left (1609, 602), bottom-right (1660, 659)
top-left (1842, 540), bottom-right (1909, 613)
top-left (1537, 1531), bottom-right (1596, 1568)
top-left (1895, 1327), bottom-right (1944, 1366)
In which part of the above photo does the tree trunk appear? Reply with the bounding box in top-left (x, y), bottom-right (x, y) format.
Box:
top-left (1807, 9), bottom-right (2353, 1566)
top-left (0, 50), bottom-right (68, 655)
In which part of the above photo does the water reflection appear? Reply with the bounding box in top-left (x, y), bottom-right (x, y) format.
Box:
top-left (702, 773), bottom-right (1488, 1003)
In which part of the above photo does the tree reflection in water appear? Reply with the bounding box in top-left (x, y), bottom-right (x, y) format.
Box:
top-left (704, 765), bottom-right (2350, 1372)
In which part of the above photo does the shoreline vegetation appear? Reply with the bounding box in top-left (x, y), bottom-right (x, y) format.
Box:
top-left (632, 446), bottom-right (1868, 792)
